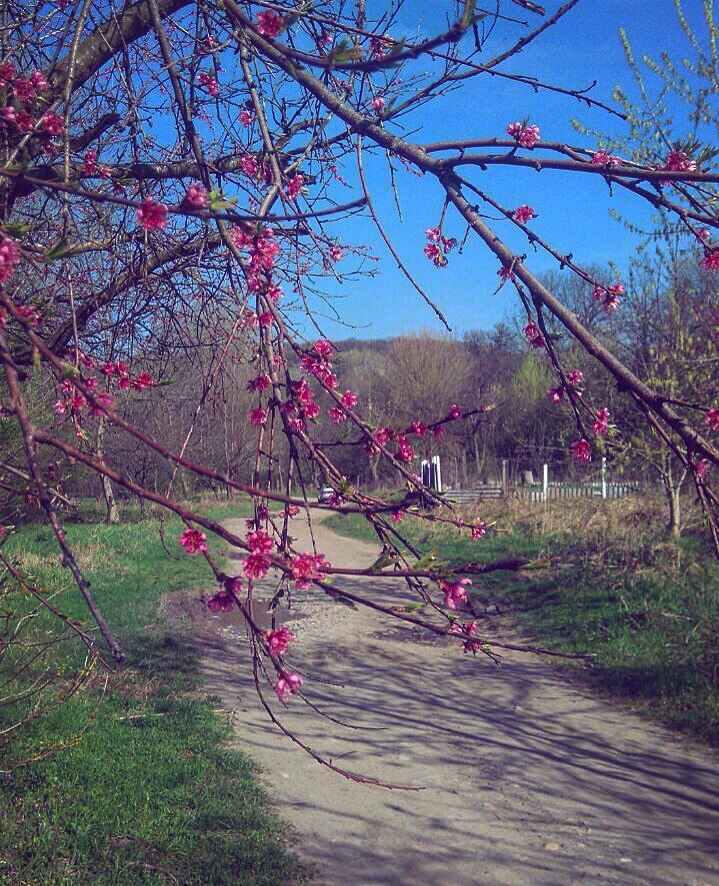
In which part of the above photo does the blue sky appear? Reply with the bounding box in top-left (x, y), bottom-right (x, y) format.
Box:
top-left (309, 0), bottom-right (709, 340)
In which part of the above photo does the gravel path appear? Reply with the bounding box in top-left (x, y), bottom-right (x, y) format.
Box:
top-left (186, 515), bottom-right (719, 885)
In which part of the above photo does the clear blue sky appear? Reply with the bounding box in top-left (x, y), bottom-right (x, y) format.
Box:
top-left (310, 0), bottom-right (708, 340)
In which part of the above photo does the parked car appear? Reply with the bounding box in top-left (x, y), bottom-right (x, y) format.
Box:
top-left (318, 484), bottom-right (333, 503)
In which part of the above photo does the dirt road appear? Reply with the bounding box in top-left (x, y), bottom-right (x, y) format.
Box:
top-left (187, 515), bottom-right (719, 885)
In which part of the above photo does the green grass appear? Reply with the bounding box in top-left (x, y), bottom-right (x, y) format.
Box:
top-left (328, 501), bottom-right (719, 746)
top-left (0, 505), bottom-right (306, 884)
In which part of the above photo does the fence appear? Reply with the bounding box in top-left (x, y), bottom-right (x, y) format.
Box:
top-left (444, 458), bottom-right (643, 504)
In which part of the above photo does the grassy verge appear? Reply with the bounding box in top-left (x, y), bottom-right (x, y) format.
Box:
top-left (328, 498), bottom-right (719, 746)
top-left (1, 501), bottom-right (306, 884)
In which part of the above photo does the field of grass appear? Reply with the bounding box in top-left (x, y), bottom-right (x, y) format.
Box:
top-left (328, 497), bottom-right (719, 746)
top-left (0, 499), bottom-right (306, 884)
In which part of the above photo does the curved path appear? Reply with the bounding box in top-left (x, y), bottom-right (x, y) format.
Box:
top-left (186, 515), bottom-right (719, 885)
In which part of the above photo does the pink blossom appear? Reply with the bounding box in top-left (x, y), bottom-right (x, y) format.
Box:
top-left (0, 61), bottom-right (15, 84)
top-left (286, 173), bottom-right (304, 200)
top-left (702, 249), bottom-right (719, 271)
top-left (342, 390), bottom-right (358, 409)
top-left (89, 391), bottom-right (114, 417)
top-left (206, 591), bottom-right (234, 612)
top-left (662, 149), bottom-right (696, 173)
top-left (391, 510), bottom-right (405, 523)
top-left (311, 339), bottom-right (334, 358)
top-left (182, 183), bottom-right (209, 210)
top-left (137, 198), bottom-right (168, 231)
top-left (506, 120), bottom-right (540, 148)
top-left (41, 112), bottom-right (64, 135)
top-left (592, 407), bottom-right (610, 437)
top-left (591, 150), bottom-right (620, 167)
top-left (239, 109), bottom-right (253, 127)
top-left (523, 321), bottom-right (545, 349)
top-left (132, 372), bottom-right (153, 391)
top-left (197, 71), bottom-right (220, 97)
top-left (291, 551), bottom-right (329, 589)
top-left (471, 521), bottom-right (487, 540)
top-left (30, 70), bottom-right (48, 92)
top-left (13, 78), bottom-right (36, 102)
top-left (274, 672), bottom-right (303, 703)
top-left (423, 241), bottom-right (446, 267)
top-left (547, 387), bottom-right (564, 404)
top-left (566, 369), bottom-right (583, 387)
top-left (0, 235), bottom-right (20, 283)
top-left (440, 577), bottom-right (472, 610)
top-left (395, 434), bottom-right (414, 462)
top-left (371, 96), bottom-right (385, 113)
top-left (179, 528), bottom-right (207, 555)
top-left (433, 425), bottom-right (445, 439)
top-left (448, 403), bottom-right (462, 420)
top-left (694, 458), bottom-right (711, 481)
top-left (593, 281), bottom-right (624, 311)
top-left (249, 407), bottom-right (267, 426)
top-left (247, 374), bottom-right (271, 393)
top-left (242, 552), bottom-right (271, 579)
top-left (328, 406), bottom-right (346, 423)
top-left (266, 627), bottom-right (294, 655)
top-left (408, 421), bottom-right (427, 437)
top-left (15, 109), bottom-right (35, 132)
top-left (239, 154), bottom-right (259, 177)
top-left (246, 529), bottom-right (274, 554)
top-left (571, 438), bottom-right (592, 463)
top-left (512, 204), bottom-right (534, 223)
top-left (0, 106), bottom-right (16, 126)
top-left (705, 408), bottom-right (719, 431)
top-left (257, 10), bottom-right (283, 37)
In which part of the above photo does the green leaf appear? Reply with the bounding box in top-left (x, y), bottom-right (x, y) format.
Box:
top-left (44, 239), bottom-right (75, 262)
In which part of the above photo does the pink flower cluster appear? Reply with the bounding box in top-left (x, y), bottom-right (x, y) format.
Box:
top-left (706, 408), bottom-right (719, 431)
top-left (197, 71), bottom-right (220, 97)
top-left (0, 235), bottom-right (20, 283)
top-left (137, 198), bottom-right (168, 231)
top-left (181, 182), bottom-right (210, 211)
top-left (266, 626), bottom-right (294, 655)
top-left (0, 64), bottom-right (53, 143)
top-left (593, 281), bottom-right (624, 311)
top-left (591, 150), bottom-right (620, 167)
top-left (179, 528), bottom-right (208, 555)
top-left (423, 226), bottom-right (457, 268)
top-left (286, 173), bottom-right (304, 200)
top-left (548, 369), bottom-right (582, 405)
top-left (229, 225), bottom-right (280, 293)
top-left (257, 10), bottom-right (283, 37)
top-left (512, 204), bottom-right (535, 224)
top-left (571, 438), bottom-right (592, 463)
top-left (449, 620), bottom-right (482, 654)
top-left (290, 551), bottom-right (329, 589)
top-left (523, 321), bottom-right (545, 350)
top-left (440, 577), bottom-right (472, 611)
top-left (471, 520), bottom-right (487, 540)
top-left (506, 120), bottom-right (540, 148)
top-left (592, 407), bottom-right (610, 437)
top-left (274, 671), bottom-right (303, 703)
top-left (241, 529), bottom-right (275, 580)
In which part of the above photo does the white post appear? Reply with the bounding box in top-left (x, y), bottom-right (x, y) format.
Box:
top-left (501, 459), bottom-right (508, 496)
top-left (542, 463), bottom-right (548, 502)
top-left (601, 456), bottom-right (607, 500)
top-left (432, 455), bottom-right (442, 493)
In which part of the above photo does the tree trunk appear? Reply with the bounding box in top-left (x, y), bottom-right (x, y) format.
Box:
top-left (96, 420), bottom-right (119, 524)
